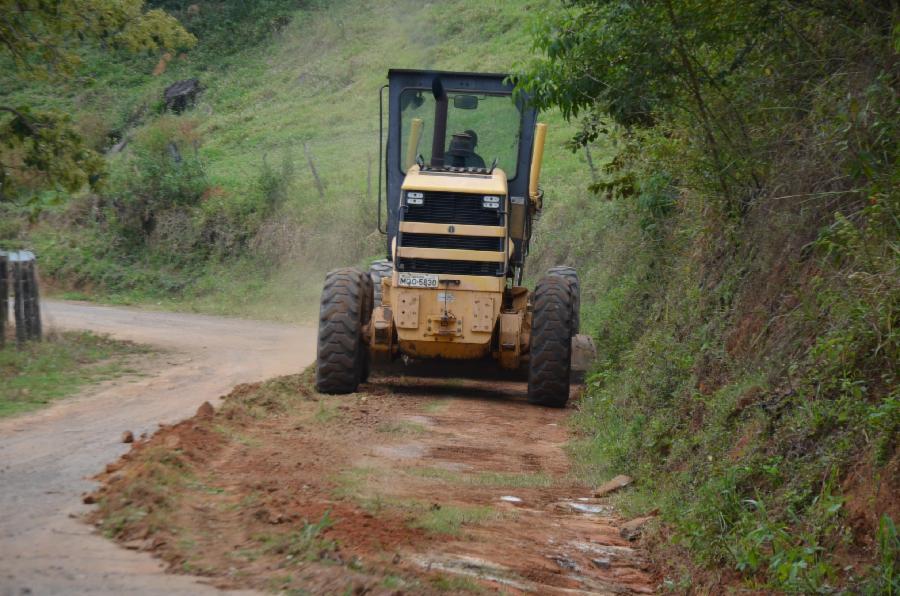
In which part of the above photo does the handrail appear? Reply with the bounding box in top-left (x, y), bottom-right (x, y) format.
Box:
top-left (377, 84), bottom-right (389, 236)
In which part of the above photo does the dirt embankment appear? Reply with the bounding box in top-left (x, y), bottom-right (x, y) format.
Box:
top-left (90, 372), bottom-right (657, 594)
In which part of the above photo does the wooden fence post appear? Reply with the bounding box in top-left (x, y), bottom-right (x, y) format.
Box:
top-left (8, 251), bottom-right (42, 346)
top-left (27, 260), bottom-right (42, 340)
top-left (304, 141), bottom-right (326, 200)
top-left (13, 260), bottom-right (25, 347)
top-left (0, 252), bottom-right (7, 349)
top-left (22, 261), bottom-right (34, 340)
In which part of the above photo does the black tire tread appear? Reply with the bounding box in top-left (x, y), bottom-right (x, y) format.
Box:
top-left (369, 259), bottom-right (393, 307)
top-left (316, 267), bottom-right (368, 394)
top-left (528, 274), bottom-right (574, 407)
top-left (547, 265), bottom-right (580, 333)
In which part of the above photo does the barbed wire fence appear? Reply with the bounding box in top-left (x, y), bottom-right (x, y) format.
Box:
top-left (0, 250), bottom-right (42, 349)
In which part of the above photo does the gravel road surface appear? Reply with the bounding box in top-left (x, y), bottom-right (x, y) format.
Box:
top-left (0, 301), bottom-right (315, 595)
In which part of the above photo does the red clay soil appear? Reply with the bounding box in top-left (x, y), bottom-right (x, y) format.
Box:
top-left (89, 372), bottom-right (657, 594)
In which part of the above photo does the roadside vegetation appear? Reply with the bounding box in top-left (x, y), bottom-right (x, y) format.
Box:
top-left (518, 1), bottom-right (899, 592)
top-left (0, 331), bottom-right (149, 417)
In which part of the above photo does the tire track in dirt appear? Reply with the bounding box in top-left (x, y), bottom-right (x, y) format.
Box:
top-left (374, 380), bottom-right (653, 594)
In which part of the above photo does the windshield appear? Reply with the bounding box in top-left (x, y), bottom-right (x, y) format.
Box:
top-left (399, 89), bottom-right (521, 177)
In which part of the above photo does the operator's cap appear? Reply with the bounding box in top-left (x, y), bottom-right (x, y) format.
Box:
top-left (447, 132), bottom-right (475, 155)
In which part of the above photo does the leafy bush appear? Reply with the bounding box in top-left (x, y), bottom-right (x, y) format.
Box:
top-left (256, 148), bottom-right (296, 214)
top-left (105, 116), bottom-right (207, 245)
top-left (148, 0), bottom-right (300, 57)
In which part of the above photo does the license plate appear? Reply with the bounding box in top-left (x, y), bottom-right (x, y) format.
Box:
top-left (398, 273), bottom-right (439, 288)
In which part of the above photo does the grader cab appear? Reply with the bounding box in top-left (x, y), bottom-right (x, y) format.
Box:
top-left (316, 69), bottom-right (592, 406)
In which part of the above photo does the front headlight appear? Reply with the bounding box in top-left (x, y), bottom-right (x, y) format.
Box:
top-left (482, 195), bottom-right (501, 209)
top-left (407, 191), bottom-right (424, 206)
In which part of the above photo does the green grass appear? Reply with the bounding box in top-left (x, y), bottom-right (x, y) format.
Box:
top-left (257, 511), bottom-right (337, 564)
top-left (375, 420), bottom-right (427, 436)
top-left (97, 444), bottom-right (193, 540)
top-left (212, 424), bottom-right (262, 447)
top-left (332, 466), bottom-right (513, 534)
top-left (411, 502), bottom-right (504, 535)
top-left (331, 466), bottom-right (396, 517)
top-left (332, 466), bottom-right (379, 500)
top-left (422, 400), bottom-right (450, 414)
top-left (0, 331), bottom-right (150, 417)
top-left (312, 401), bottom-right (340, 424)
top-left (430, 575), bottom-right (486, 593)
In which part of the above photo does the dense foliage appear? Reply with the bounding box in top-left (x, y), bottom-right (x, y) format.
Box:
top-left (148, 0), bottom-right (303, 57)
top-left (0, 0), bottom-right (194, 200)
top-left (521, 0), bottom-right (898, 591)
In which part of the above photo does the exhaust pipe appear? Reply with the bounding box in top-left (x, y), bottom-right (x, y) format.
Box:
top-left (529, 122), bottom-right (547, 206)
top-left (430, 76), bottom-right (448, 168)
top-left (405, 117), bottom-right (423, 170)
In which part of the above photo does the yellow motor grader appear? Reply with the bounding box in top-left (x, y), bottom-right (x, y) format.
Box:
top-left (316, 69), bottom-right (592, 406)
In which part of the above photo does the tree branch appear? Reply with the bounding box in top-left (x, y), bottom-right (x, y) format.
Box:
top-left (662, 0), bottom-right (729, 195)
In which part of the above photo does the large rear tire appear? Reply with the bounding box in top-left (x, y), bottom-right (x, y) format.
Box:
top-left (316, 268), bottom-right (371, 394)
top-left (369, 259), bottom-right (393, 307)
top-left (528, 274), bottom-right (575, 407)
top-left (547, 265), bottom-right (580, 333)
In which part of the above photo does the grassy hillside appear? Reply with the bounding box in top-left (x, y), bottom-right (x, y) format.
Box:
top-left (0, 0), bottom-right (592, 320)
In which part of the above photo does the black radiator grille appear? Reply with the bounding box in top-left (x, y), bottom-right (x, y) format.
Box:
top-left (403, 191), bottom-right (504, 226)
top-left (397, 258), bottom-right (504, 277)
top-left (401, 232), bottom-right (503, 252)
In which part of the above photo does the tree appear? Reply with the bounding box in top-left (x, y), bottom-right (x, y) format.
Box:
top-left (515, 0), bottom-right (897, 206)
top-left (0, 0), bottom-right (196, 201)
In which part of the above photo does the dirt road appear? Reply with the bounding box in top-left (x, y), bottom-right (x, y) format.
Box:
top-left (0, 300), bottom-right (315, 595)
top-left (91, 376), bottom-right (656, 594)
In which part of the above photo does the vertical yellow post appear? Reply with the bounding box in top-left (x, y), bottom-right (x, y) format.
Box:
top-left (405, 118), bottom-right (424, 170)
top-left (529, 123), bottom-right (548, 203)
